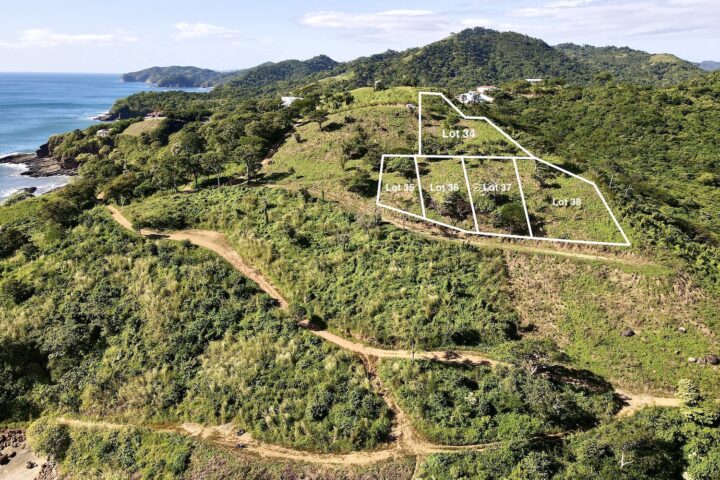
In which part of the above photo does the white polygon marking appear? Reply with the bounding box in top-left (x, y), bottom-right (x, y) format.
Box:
top-left (413, 156), bottom-right (427, 218)
top-left (376, 154), bottom-right (386, 206)
top-left (460, 157), bottom-right (480, 233)
top-left (513, 158), bottom-right (534, 237)
top-left (377, 92), bottom-right (630, 247)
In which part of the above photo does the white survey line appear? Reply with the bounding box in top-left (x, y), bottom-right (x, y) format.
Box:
top-left (513, 158), bottom-right (534, 237)
top-left (414, 156), bottom-right (427, 218)
top-left (375, 92), bottom-right (631, 247)
top-left (461, 157), bottom-right (480, 233)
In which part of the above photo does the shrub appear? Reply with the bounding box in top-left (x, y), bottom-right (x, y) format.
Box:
top-left (27, 418), bottom-right (71, 459)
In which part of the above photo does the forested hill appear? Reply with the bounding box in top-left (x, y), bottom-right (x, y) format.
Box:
top-left (556, 43), bottom-right (704, 85)
top-left (344, 28), bottom-right (592, 88)
top-left (121, 66), bottom-right (234, 87)
top-left (122, 55), bottom-right (338, 89)
top-left (123, 28), bottom-right (707, 91)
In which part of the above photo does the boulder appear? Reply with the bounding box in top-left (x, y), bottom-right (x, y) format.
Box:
top-left (621, 328), bottom-right (635, 337)
top-left (705, 355), bottom-right (720, 365)
top-left (688, 357), bottom-right (698, 363)
top-left (678, 327), bottom-right (687, 333)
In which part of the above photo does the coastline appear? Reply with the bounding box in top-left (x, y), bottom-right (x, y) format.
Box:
top-left (0, 152), bottom-right (76, 178)
top-left (0, 155), bottom-right (71, 202)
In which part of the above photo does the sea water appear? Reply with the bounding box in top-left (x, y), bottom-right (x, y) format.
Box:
top-left (0, 72), bottom-right (207, 201)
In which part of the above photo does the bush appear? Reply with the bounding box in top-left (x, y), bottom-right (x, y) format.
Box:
top-left (0, 227), bottom-right (28, 258)
top-left (1, 277), bottom-right (34, 304)
top-left (27, 418), bottom-right (71, 459)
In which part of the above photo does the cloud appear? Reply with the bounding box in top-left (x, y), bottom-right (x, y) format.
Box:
top-left (173, 22), bottom-right (240, 40)
top-left (509, 0), bottom-right (720, 39)
top-left (299, 9), bottom-right (459, 40)
top-left (0, 29), bottom-right (138, 48)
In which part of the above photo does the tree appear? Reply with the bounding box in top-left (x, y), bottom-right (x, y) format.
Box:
top-left (153, 149), bottom-right (189, 191)
top-left (236, 141), bottom-right (264, 184)
top-left (499, 338), bottom-right (566, 375)
top-left (678, 379), bottom-right (702, 407)
top-left (170, 127), bottom-right (205, 189)
top-left (442, 191), bottom-right (472, 221)
top-left (201, 152), bottom-right (227, 187)
top-left (308, 109), bottom-right (328, 131)
top-left (0, 228), bottom-right (28, 259)
top-left (495, 202), bottom-right (528, 234)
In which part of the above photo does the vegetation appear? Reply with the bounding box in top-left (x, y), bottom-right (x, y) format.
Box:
top-left (25, 419), bottom-right (415, 479)
top-left (2, 25), bottom-right (720, 478)
top-left (557, 43), bottom-right (703, 86)
top-left (0, 204), bottom-right (390, 453)
top-left (379, 359), bottom-right (617, 445)
top-left (122, 187), bottom-right (519, 350)
top-left (418, 390), bottom-right (720, 479)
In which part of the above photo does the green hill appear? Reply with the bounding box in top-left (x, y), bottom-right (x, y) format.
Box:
top-left (122, 55), bottom-right (339, 89)
top-left (556, 43), bottom-right (704, 85)
top-left (122, 28), bottom-right (707, 94)
top-left (121, 65), bottom-right (230, 87)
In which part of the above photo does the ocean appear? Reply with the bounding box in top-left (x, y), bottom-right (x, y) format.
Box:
top-left (0, 72), bottom-right (207, 201)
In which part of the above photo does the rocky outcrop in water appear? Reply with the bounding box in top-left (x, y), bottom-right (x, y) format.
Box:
top-left (1, 151), bottom-right (76, 178)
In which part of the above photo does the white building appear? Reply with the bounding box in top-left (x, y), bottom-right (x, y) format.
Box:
top-left (457, 85), bottom-right (496, 104)
top-left (281, 96), bottom-right (303, 107)
top-left (526, 78), bottom-right (543, 84)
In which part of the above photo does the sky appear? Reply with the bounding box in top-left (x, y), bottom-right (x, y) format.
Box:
top-left (1, 0), bottom-right (719, 73)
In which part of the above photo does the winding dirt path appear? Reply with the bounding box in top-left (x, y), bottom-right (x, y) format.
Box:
top-left (104, 204), bottom-right (680, 464)
top-left (108, 205), bottom-right (495, 367)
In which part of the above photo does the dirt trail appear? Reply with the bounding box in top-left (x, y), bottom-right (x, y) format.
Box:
top-left (108, 205), bottom-right (678, 411)
top-left (57, 415), bottom-right (497, 466)
top-left (615, 389), bottom-right (680, 417)
top-left (108, 205), bottom-right (495, 366)
top-left (104, 204), bottom-right (682, 464)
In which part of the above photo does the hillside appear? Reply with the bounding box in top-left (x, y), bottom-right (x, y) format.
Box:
top-left (122, 28), bottom-right (707, 94)
top-left (345, 28), bottom-right (594, 88)
top-left (699, 60), bottom-right (720, 71)
top-left (122, 55), bottom-right (338, 89)
top-left (3, 26), bottom-right (720, 480)
top-left (557, 43), bottom-right (704, 85)
top-left (121, 65), bottom-right (232, 87)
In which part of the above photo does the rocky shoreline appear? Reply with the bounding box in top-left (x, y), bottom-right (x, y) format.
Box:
top-left (1, 150), bottom-right (77, 178)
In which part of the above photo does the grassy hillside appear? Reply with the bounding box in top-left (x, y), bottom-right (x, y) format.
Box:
top-left (0, 198), bottom-right (391, 453)
top-left (25, 419), bottom-right (415, 479)
top-left (122, 187), bottom-right (519, 351)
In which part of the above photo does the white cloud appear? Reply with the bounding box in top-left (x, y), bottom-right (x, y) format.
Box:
top-left (510, 0), bottom-right (720, 39)
top-left (0, 29), bottom-right (138, 48)
top-left (299, 9), bottom-right (459, 40)
top-left (173, 22), bottom-right (240, 40)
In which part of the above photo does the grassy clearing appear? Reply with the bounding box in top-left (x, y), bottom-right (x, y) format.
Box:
top-left (420, 94), bottom-right (521, 156)
top-left (517, 158), bottom-right (626, 243)
top-left (265, 104), bottom-right (416, 192)
top-left (505, 251), bottom-right (720, 395)
top-left (121, 118), bottom-right (164, 137)
top-left (419, 157), bottom-right (475, 231)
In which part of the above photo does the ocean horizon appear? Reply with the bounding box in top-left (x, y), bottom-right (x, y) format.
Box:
top-left (0, 72), bottom-right (207, 201)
